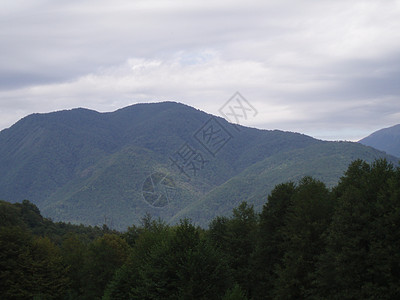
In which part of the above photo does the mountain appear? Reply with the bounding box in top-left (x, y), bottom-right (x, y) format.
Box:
top-left (359, 124), bottom-right (400, 158)
top-left (171, 141), bottom-right (393, 226)
top-left (0, 102), bottom-right (397, 229)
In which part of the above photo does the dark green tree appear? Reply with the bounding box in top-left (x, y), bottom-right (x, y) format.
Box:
top-left (168, 219), bottom-right (230, 299)
top-left (0, 226), bottom-right (33, 299)
top-left (222, 284), bottom-right (248, 300)
top-left (29, 236), bottom-right (70, 299)
top-left (251, 182), bottom-right (296, 299)
top-left (315, 159), bottom-right (400, 299)
top-left (61, 234), bottom-right (89, 299)
top-left (85, 234), bottom-right (130, 299)
top-left (274, 177), bottom-right (333, 299)
top-left (106, 219), bottom-right (230, 300)
top-left (104, 219), bottom-right (173, 299)
top-left (208, 202), bottom-right (257, 297)
top-left (0, 226), bottom-right (70, 299)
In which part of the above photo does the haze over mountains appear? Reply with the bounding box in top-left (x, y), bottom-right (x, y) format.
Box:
top-left (0, 102), bottom-right (397, 229)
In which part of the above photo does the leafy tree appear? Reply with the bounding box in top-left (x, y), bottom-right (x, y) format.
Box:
top-left (2, 159), bottom-right (400, 299)
top-left (20, 200), bottom-right (42, 227)
top-left (61, 234), bottom-right (89, 299)
top-left (104, 219), bottom-right (172, 299)
top-left (229, 202), bottom-right (258, 295)
top-left (85, 234), bottom-right (130, 299)
top-left (223, 284), bottom-right (248, 300)
top-left (29, 236), bottom-right (70, 299)
top-left (0, 226), bottom-right (69, 299)
top-left (315, 159), bottom-right (400, 299)
top-left (122, 224), bottom-right (143, 247)
top-left (0, 226), bottom-right (33, 299)
top-left (274, 177), bottom-right (333, 299)
top-left (208, 202), bottom-right (257, 297)
top-left (106, 219), bottom-right (230, 300)
top-left (207, 216), bottom-right (230, 250)
top-left (168, 219), bottom-right (230, 299)
top-left (251, 182), bottom-right (296, 299)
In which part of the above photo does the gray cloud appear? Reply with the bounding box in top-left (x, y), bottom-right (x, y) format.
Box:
top-left (1, 0), bottom-right (400, 140)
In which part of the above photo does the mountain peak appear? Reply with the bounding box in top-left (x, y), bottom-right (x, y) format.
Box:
top-left (359, 124), bottom-right (400, 158)
top-left (0, 102), bottom-right (396, 229)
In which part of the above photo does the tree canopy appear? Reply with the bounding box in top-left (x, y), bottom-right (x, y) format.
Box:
top-left (1, 159), bottom-right (399, 299)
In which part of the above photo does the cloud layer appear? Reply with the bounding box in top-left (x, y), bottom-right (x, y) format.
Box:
top-left (1, 0), bottom-right (400, 140)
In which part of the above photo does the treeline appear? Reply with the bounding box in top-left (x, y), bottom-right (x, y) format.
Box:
top-left (1, 159), bottom-right (400, 299)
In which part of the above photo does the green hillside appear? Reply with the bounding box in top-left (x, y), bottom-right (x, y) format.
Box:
top-left (0, 102), bottom-right (397, 229)
top-left (172, 141), bottom-right (399, 226)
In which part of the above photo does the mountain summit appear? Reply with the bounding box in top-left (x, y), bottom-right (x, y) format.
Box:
top-left (0, 102), bottom-right (396, 229)
top-left (359, 124), bottom-right (400, 158)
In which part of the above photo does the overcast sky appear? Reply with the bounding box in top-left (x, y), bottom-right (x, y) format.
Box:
top-left (1, 0), bottom-right (400, 140)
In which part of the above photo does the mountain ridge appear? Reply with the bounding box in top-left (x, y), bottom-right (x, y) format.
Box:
top-left (359, 124), bottom-right (400, 158)
top-left (0, 102), bottom-right (397, 229)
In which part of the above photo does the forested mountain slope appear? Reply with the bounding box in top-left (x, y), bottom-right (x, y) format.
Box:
top-left (359, 124), bottom-right (400, 158)
top-left (0, 102), bottom-right (397, 229)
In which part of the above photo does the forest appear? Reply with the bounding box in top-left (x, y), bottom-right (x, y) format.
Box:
top-left (1, 159), bottom-right (400, 299)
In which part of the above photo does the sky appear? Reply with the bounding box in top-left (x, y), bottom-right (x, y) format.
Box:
top-left (1, 0), bottom-right (400, 141)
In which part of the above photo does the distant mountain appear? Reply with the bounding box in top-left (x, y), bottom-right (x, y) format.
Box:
top-left (0, 102), bottom-right (397, 229)
top-left (359, 124), bottom-right (400, 158)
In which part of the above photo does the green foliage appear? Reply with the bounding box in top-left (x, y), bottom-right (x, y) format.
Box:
top-left (0, 226), bottom-right (69, 299)
top-left (174, 141), bottom-right (397, 227)
top-left (315, 159), bottom-right (400, 299)
top-left (1, 159), bottom-right (400, 299)
top-left (273, 177), bottom-right (333, 299)
top-left (61, 234), bottom-right (88, 299)
top-left (1, 102), bottom-right (396, 229)
top-left (29, 236), bottom-right (70, 298)
top-left (222, 284), bottom-right (248, 300)
top-left (0, 226), bottom-right (33, 299)
top-left (208, 202), bottom-right (257, 297)
top-left (106, 219), bottom-right (230, 299)
top-left (83, 234), bottom-right (130, 299)
top-left (0, 200), bottom-right (125, 299)
top-left (251, 182), bottom-right (296, 299)
top-left (103, 219), bottom-right (173, 299)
